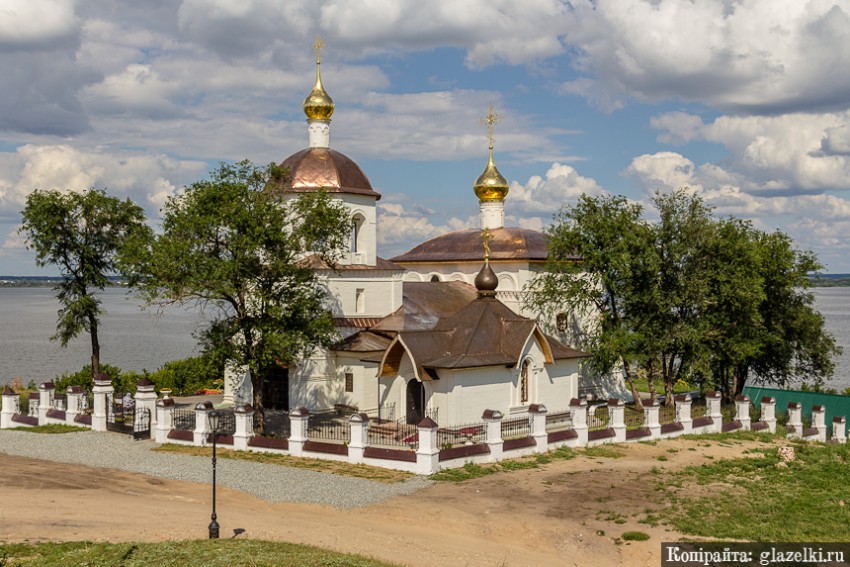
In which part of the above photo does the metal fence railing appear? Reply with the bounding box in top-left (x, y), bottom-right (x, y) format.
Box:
top-left (263, 409), bottom-right (291, 438)
top-left (545, 410), bottom-right (572, 432)
top-left (624, 407), bottom-right (645, 430)
top-left (500, 415), bottom-right (531, 439)
top-left (658, 404), bottom-right (677, 424)
top-left (307, 413), bottom-right (351, 443)
top-left (368, 419), bottom-right (419, 449)
top-left (588, 406), bottom-right (609, 431)
top-left (691, 402), bottom-right (708, 419)
top-left (437, 421), bottom-right (485, 448)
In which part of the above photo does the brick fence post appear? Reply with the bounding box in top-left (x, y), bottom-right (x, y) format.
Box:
top-left (529, 404), bottom-right (549, 453)
top-left (675, 394), bottom-right (692, 434)
top-left (644, 398), bottom-right (661, 439)
top-left (761, 396), bottom-right (777, 433)
top-left (734, 394), bottom-right (751, 431)
top-left (570, 398), bottom-right (588, 447)
top-left (155, 398), bottom-right (175, 443)
top-left (194, 401), bottom-right (213, 446)
top-left (833, 416), bottom-right (847, 444)
top-left (348, 413), bottom-right (369, 464)
top-left (1, 387), bottom-right (19, 429)
top-left (65, 386), bottom-right (84, 426)
top-left (482, 410), bottom-right (504, 462)
top-left (91, 374), bottom-right (114, 432)
top-left (288, 407), bottom-right (310, 457)
top-left (134, 378), bottom-right (158, 431)
top-left (609, 398), bottom-right (626, 442)
top-left (787, 402), bottom-right (803, 439)
top-left (705, 391), bottom-right (723, 433)
top-left (38, 381), bottom-right (55, 425)
top-left (416, 416), bottom-right (440, 475)
top-left (234, 404), bottom-right (255, 451)
top-left (811, 405), bottom-right (827, 442)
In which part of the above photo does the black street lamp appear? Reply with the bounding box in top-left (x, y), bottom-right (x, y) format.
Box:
top-left (208, 409), bottom-right (221, 539)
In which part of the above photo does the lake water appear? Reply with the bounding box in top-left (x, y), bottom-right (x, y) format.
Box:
top-left (1, 286), bottom-right (849, 389)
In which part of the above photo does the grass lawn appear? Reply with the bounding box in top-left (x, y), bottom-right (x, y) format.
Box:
top-left (0, 539), bottom-right (399, 567)
top-left (658, 440), bottom-right (850, 541)
top-left (153, 444), bottom-right (413, 484)
top-left (10, 425), bottom-right (89, 434)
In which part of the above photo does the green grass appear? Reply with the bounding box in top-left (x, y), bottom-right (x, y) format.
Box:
top-left (621, 531), bottom-right (650, 541)
top-left (629, 378), bottom-right (693, 395)
top-left (582, 445), bottom-right (624, 459)
top-left (11, 424), bottom-right (89, 434)
top-left (0, 539), bottom-right (399, 567)
top-left (659, 442), bottom-right (850, 541)
top-left (429, 445), bottom-right (576, 482)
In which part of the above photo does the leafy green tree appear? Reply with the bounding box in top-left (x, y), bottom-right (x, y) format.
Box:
top-left (147, 354), bottom-right (225, 396)
top-left (529, 189), bottom-right (840, 404)
top-left (127, 161), bottom-right (350, 431)
top-left (20, 189), bottom-right (152, 376)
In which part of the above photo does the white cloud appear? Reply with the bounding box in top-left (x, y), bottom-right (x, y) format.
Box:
top-left (562, 0), bottom-right (850, 115)
top-left (509, 163), bottom-right (606, 214)
top-left (0, 144), bottom-right (206, 217)
top-left (651, 111), bottom-right (850, 193)
top-left (0, 0), bottom-right (78, 50)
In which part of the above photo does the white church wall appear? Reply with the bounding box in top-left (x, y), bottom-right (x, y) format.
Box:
top-left (290, 350), bottom-right (337, 410)
top-left (320, 273), bottom-right (403, 318)
top-left (337, 194), bottom-right (378, 267)
top-left (536, 359), bottom-right (580, 412)
top-left (333, 354), bottom-right (380, 412)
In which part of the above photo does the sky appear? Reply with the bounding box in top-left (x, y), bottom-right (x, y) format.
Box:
top-left (2, 0), bottom-right (850, 275)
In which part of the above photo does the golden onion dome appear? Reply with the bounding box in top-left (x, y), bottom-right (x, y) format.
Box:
top-left (473, 145), bottom-right (509, 202)
top-left (303, 38), bottom-right (334, 121)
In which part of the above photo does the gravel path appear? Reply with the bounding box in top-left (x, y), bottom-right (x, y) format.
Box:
top-left (0, 429), bottom-right (431, 509)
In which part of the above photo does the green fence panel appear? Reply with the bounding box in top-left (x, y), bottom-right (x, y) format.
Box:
top-left (743, 386), bottom-right (850, 427)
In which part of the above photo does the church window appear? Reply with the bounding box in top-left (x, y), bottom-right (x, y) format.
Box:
top-left (351, 214), bottom-right (365, 255)
top-left (345, 372), bottom-right (354, 393)
top-left (556, 312), bottom-right (568, 332)
top-left (356, 288), bottom-right (365, 313)
top-left (429, 274), bottom-right (440, 282)
top-left (520, 359), bottom-right (530, 403)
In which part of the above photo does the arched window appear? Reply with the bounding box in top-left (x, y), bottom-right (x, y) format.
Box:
top-left (429, 274), bottom-right (441, 282)
top-left (520, 359), bottom-right (530, 404)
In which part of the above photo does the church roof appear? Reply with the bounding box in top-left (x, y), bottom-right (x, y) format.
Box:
top-left (271, 148), bottom-right (381, 199)
top-left (390, 227), bottom-right (553, 263)
top-left (301, 255), bottom-right (405, 272)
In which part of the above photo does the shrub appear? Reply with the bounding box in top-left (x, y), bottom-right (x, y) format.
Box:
top-left (54, 363), bottom-right (123, 393)
top-left (147, 354), bottom-right (223, 396)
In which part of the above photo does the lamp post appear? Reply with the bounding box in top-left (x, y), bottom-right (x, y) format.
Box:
top-left (208, 409), bottom-right (221, 539)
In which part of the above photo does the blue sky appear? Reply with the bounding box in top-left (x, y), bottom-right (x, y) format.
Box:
top-left (2, 0), bottom-right (850, 274)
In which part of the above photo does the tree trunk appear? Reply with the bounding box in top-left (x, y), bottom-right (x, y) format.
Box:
top-left (90, 316), bottom-right (100, 377)
top-left (252, 373), bottom-right (265, 435)
top-left (623, 364), bottom-right (644, 411)
top-left (664, 378), bottom-right (675, 407)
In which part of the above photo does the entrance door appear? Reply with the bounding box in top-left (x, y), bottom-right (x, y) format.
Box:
top-left (406, 379), bottom-right (424, 424)
top-left (262, 365), bottom-right (289, 410)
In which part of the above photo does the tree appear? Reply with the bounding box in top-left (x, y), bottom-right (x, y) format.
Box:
top-left (20, 189), bottom-right (151, 375)
top-left (127, 161), bottom-right (351, 432)
top-left (528, 189), bottom-right (841, 404)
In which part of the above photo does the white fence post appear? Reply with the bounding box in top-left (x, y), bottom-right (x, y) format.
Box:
top-left (348, 413), bottom-right (369, 464)
top-left (91, 375), bottom-right (114, 432)
top-left (674, 394), bottom-right (692, 434)
top-left (1, 387), bottom-right (18, 429)
top-left (787, 402), bottom-right (803, 439)
top-left (134, 378), bottom-right (158, 431)
top-left (233, 404), bottom-right (255, 451)
top-left (416, 416), bottom-right (440, 475)
top-left (811, 405), bottom-right (827, 442)
top-left (608, 398), bottom-right (626, 442)
top-left (155, 398), bottom-right (175, 443)
top-left (644, 398), bottom-right (661, 439)
top-left (734, 394), bottom-right (751, 431)
top-left (194, 401), bottom-right (213, 446)
top-left (38, 381), bottom-right (55, 425)
top-left (482, 410), bottom-right (504, 462)
top-left (65, 386), bottom-right (84, 426)
top-left (529, 404), bottom-right (548, 453)
top-left (833, 416), bottom-right (847, 444)
top-left (569, 398), bottom-right (588, 447)
top-left (705, 391), bottom-right (723, 433)
top-left (288, 407), bottom-right (309, 457)
top-left (761, 396), bottom-right (777, 433)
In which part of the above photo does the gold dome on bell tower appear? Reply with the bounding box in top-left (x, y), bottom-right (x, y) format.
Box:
top-left (473, 105), bottom-right (509, 202)
top-left (303, 36), bottom-right (335, 121)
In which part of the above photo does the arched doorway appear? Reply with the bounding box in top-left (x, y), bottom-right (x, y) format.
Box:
top-left (263, 365), bottom-right (289, 410)
top-left (406, 379), bottom-right (425, 424)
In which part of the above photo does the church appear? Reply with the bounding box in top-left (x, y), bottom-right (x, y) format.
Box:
top-left (225, 43), bottom-right (590, 426)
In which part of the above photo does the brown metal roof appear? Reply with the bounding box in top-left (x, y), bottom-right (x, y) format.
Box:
top-left (302, 255), bottom-right (405, 272)
top-left (271, 148), bottom-right (381, 199)
top-left (332, 331), bottom-right (392, 353)
top-left (334, 318), bottom-right (386, 328)
top-left (371, 281), bottom-right (479, 332)
top-left (390, 227), bottom-right (555, 263)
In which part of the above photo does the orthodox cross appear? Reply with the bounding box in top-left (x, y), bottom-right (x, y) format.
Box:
top-left (314, 35), bottom-right (323, 65)
top-left (480, 104), bottom-right (504, 149)
top-left (481, 227), bottom-right (492, 262)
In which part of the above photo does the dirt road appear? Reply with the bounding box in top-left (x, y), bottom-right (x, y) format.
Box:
top-left (0, 437), bottom-right (767, 566)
